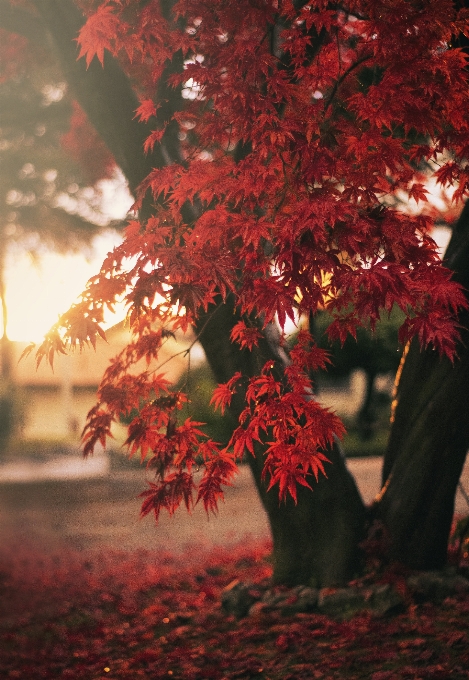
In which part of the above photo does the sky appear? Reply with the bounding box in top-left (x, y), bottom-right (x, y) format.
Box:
top-left (5, 232), bottom-right (124, 342)
top-left (4, 179), bottom-right (131, 343)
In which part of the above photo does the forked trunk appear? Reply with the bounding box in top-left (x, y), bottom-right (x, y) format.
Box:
top-left (374, 202), bottom-right (469, 568)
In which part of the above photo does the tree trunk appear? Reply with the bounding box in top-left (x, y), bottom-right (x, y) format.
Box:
top-left (255, 444), bottom-right (366, 587)
top-left (196, 299), bottom-right (366, 587)
top-left (374, 202), bottom-right (469, 569)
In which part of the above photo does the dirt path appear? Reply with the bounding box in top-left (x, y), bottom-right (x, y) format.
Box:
top-left (1, 457), bottom-right (468, 555)
top-left (0, 464), bottom-right (269, 555)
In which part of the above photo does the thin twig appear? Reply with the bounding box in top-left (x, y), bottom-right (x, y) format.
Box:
top-left (323, 53), bottom-right (373, 114)
top-left (145, 304), bottom-right (224, 376)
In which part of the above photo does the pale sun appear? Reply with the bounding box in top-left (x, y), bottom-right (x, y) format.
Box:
top-left (4, 232), bottom-right (123, 343)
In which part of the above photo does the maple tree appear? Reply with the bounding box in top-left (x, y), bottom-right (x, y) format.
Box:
top-left (3, 0), bottom-right (469, 586)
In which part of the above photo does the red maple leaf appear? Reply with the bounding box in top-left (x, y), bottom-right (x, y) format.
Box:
top-left (210, 372), bottom-right (242, 415)
top-left (134, 99), bottom-right (158, 123)
top-left (77, 4), bottom-right (122, 67)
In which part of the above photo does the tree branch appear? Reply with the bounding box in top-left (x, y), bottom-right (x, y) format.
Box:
top-left (31, 0), bottom-right (168, 196)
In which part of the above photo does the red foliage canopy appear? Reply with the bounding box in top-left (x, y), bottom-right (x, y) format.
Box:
top-left (27, 1), bottom-right (469, 514)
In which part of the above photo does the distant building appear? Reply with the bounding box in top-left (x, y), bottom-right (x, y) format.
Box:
top-left (10, 323), bottom-right (200, 443)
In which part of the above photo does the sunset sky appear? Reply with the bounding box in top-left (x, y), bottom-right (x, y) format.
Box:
top-left (4, 179), bottom-right (131, 343)
top-left (5, 232), bottom-right (123, 343)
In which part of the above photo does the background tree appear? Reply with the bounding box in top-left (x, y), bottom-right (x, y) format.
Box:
top-left (0, 24), bottom-right (118, 449)
top-left (314, 308), bottom-right (404, 441)
top-left (3, 0), bottom-right (469, 587)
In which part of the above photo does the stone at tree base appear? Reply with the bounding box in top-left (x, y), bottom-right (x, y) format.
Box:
top-left (366, 583), bottom-right (405, 617)
top-left (284, 585), bottom-right (319, 614)
top-left (317, 587), bottom-right (367, 619)
top-left (251, 585), bottom-right (319, 616)
top-left (221, 580), bottom-right (257, 618)
top-left (221, 571), bottom-right (469, 619)
top-left (316, 583), bottom-right (404, 619)
top-left (406, 570), bottom-right (469, 603)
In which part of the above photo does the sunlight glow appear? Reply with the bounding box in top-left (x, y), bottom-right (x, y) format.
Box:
top-left (6, 226), bottom-right (451, 345)
top-left (3, 175), bottom-right (132, 343)
top-left (4, 231), bottom-right (124, 342)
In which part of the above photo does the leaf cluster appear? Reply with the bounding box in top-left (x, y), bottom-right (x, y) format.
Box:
top-left (19, 0), bottom-right (469, 509)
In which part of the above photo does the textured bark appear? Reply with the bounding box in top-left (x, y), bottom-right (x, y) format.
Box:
top-left (375, 203), bottom-right (469, 569)
top-left (258, 444), bottom-right (366, 587)
top-left (357, 370), bottom-right (377, 441)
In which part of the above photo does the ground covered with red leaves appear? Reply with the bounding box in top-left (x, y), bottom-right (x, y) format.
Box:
top-left (1, 540), bottom-right (469, 679)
